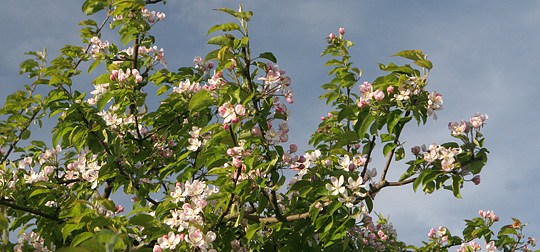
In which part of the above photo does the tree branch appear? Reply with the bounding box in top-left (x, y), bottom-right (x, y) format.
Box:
top-left (360, 135), bottom-right (376, 179)
top-left (0, 200), bottom-right (63, 223)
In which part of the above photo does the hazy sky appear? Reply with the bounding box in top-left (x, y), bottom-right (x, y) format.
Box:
top-left (1, 0), bottom-right (539, 245)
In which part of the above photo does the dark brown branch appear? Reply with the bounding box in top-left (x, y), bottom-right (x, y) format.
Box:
top-left (0, 200), bottom-right (63, 223)
top-left (360, 135), bottom-right (376, 179)
top-left (226, 211), bottom-right (310, 224)
top-left (145, 0), bottom-right (164, 4)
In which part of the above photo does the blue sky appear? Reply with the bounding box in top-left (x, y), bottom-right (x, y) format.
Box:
top-left (1, 0), bottom-right (539, 245)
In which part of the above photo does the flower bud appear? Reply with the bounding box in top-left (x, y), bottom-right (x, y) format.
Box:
top-left (289, 143), bottom-right (298, 153)
top-left (387, 86), bottom-right (394, 93)
top-left (329, 33), bottom-right (336, 39)
top-left (339, 27), bottom-right (345, 35)
top-left (472, 175), bottom-right (481, 185)
top-left (231, 239), bottom-right (241, 249)
top-left (251, 126), bottom-right (261, 136)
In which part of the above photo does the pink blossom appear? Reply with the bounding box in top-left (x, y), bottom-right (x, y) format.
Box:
top-left (358, 81), bottom-right (373, 95)
top-left (329, 33), bottom-right (336, 39)
top-left (387, 86), bottom-right (394, 93)
top-left (372, 89), bottom-right (385, 101)
top-left (339, 27), bottom-right (345, 35)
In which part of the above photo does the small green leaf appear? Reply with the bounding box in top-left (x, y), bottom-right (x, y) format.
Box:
top-left (88, 60), bottom-right (101, 74)
top-left (188, 90), bottom-right (213, 115)
top-left (71, 232), bottom-right (94, 247)
top-left (97, 92), bottom-right (114, 111)
top-left (258, 52), bottom-right (277, 63)
top-left (207, 35), bottom-right (233, 47)
top-left (414, 59), bottom-right (433, 70)
top-left (383, 143), bottom-right (397, 156)
top-left (206, 23), bottom-right (242, 36)
top-left (392, 50), bottom-right (425, 61)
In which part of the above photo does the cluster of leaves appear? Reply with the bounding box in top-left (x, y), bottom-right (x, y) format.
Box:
top-left (0, 1), bottom-right (536, 252)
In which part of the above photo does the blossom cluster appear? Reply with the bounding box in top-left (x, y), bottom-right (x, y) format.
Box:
top-left (173, 79), bottom-right (202, 94)
top-left (325, 174), bottom-right (368, 208)
top-left (357, 81), bottom-right (387, 108)
top-left (154, 180), bottom-right (219, 251)
top-left (455, 241), bottom-right (496, 252)
top-left (110, 68), bottom-right (143, 83)
top-left (349, 215), bottom-right (398, 251)
top-left (63, 150), bottom-right (102, 189)
top-left (14, 231), bottom-right (56, 252)
top-left (284, 149), bottom-right (320, 175)
top-left (449, 113), bottom-right (488, 135)
top-left (263, 120), bottom-right (290, 145)
top-left (186, 126), bottom-right (209, 152)
top-left (337, 154), bottom-right (368, 172)
top-left (141, 8), bottom-right (165, 23)
top-left (90, 36), bottom-right (109, 59)
top-left (218, 102), bottom-right (246, 124)
top-left (427, 91), bottom-right (443, 120)
top-left (478, 209), bottom-right (499, 224)
top-left (112, 45), bottom-right (167, 68)
top-left (422, 143), bottom-right (463, 171)
top-left (258, 63), bottom-right (294, 104)
top-left (427, 226), bottom-right (449, 244)
top-left (193, 56), bottom-right (214, 73)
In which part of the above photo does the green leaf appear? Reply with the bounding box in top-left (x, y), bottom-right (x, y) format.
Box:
top-left (188, 90), bottom-right (213, 115)
top-left (246, 223), bottom-right (260, 240)
top-left (82, 0), bottom-right (106, 15)
top-left (207, 35), bottom-right (233, 47)
top-left (356, 114), bottom-right (375, 139)
top-left (97, 92), bottom-right (113, 111)
top-left (452, 175), bottom-right (462, 198)
top-left (392, 50), bottom-right (425, 61)
top-left (71, 232), bottom-right (94, 247)
top-left (88, 60), bottom-right (101, 74)
top-left (258, 52), bottom-right (277, 63)
top-left (29, 188), bottom-right (51, 198)
top-left (387, 109), bottom-right (402, 134)
top-left (414, 59), bottom-right (433, 70)
top-left (383, 143), bottom-right (397, 156)
top-left (129, 214), bottom-right (155, 227)
top-left (206, 23), bottom-right (242, 36)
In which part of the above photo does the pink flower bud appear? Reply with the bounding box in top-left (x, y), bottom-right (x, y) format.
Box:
top-left (321, 116), bottom-right (325, 121)
top-left (325, 159), bottom-right (332, 167)
top-left (339, 27), bottom-right (345, 35)
top-left (387, 86), bottom-right (394, 93)
top-left (348, 163), bottom-right (356, 172)
top-left (372, 89), bottom-right (385, 101)
top-left (289, 143), bottom-right (298, 153)
top-left (411, 146), bottom-right (421, 155)
top-left (251, 126), bottom-right (261, 136)
top-left (329, 33), bottom-right (336, 39)
top-left (223, 124), bottom-right (229, 130)
top-left (115, 205), bottom-right (124, 213)
top-left (472, 175), bottom-right (481, 185)
top-left (357, 100), bottom-right (368, 108)
top-left (227, 148), bottom-right (236, 156)
top-left (231, 117), bottom-right (239, 123)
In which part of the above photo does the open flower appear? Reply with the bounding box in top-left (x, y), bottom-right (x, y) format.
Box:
top-left (326, 175), bottom-right (346, 196)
